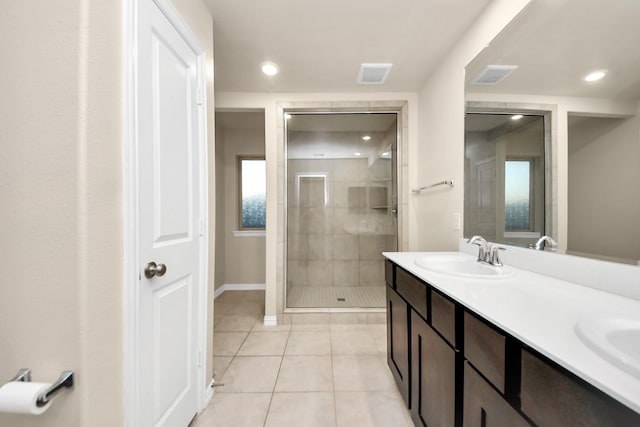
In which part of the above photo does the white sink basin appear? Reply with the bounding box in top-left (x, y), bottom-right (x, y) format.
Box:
top-left (414, 253), bottom-right (515, 279)
top-left (576, 317), bottom-right (640, 379)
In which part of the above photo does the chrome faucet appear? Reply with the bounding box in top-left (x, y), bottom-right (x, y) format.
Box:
top-left (467, 235), bottom-right (505, 266)
top-left (531, 235), bottom-right (558, 251)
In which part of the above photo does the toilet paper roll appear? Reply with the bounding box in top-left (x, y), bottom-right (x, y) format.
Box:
top-left (0, 381), bottom-right (52, 415)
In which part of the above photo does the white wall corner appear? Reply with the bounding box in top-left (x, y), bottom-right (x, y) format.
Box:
top-left (263, 315), bottom-right (278, 326)
top-left (202, 379), bottom-right (215, 411)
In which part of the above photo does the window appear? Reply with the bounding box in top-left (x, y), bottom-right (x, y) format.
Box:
top-left (504, 160), bottom-right (532, 230)
top-left (238, 156), bottom-right (266, 229)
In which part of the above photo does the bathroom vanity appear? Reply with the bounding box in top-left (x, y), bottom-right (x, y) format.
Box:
top-left (384, 251), bottom-right (640, 427)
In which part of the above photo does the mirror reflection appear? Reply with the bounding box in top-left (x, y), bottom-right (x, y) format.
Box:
top-left (464, 113), bottom-right (546, 247)
top-left (464, 0), bottom-right (640, 264)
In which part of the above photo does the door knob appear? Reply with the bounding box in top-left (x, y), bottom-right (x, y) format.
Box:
top-left (144, 261), bottom-right (167, 278)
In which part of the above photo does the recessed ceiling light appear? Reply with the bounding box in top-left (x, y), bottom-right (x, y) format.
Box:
top-left (354, 152), bottom-right (362, 156)
top-left (584, 70), bottom-right (606, 82)
top-left (361, 135), bottom-right (371, 141)
top-left (261, 62), bottom-right (279, 76)
top-left (511, 114), bottom-right (523, 120)
top-left (284, 113), bottom-right (292, 119)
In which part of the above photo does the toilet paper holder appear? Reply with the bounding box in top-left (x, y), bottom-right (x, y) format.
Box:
top-left (10, 369), bottom-right (74, 407)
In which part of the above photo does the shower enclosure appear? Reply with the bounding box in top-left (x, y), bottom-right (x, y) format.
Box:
top-left (285, 113), bottom-right (398, 308)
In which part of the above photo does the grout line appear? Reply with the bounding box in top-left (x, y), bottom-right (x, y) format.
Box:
top-left (263, 326), bottom-right (291, 427)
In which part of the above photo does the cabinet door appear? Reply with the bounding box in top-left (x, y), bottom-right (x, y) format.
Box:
top-left (387, 286), bottom-right (410, 405)
top-left (411, 310), bottom-right (456, 427)
top-left (520, 349), bottom-right (640, 427)
top-left (463, 362), bottom-right (530, 427)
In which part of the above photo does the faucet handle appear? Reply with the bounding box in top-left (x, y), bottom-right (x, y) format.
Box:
top-left (489, 244), bottom-right (506, 266)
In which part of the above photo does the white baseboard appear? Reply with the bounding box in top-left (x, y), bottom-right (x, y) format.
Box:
top-left (214, 283), bottom-right (266, 299)
top-left (263, 315), bottom-right (278, 326)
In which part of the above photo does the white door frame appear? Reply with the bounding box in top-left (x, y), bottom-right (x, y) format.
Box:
top-left (123, 0), bottom-right (210, 425)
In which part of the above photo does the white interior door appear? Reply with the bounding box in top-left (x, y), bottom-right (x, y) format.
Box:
top-left (136, 0), bottom-right (202, 425)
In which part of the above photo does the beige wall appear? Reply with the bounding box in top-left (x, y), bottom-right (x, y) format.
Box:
top-left (216, 114), bottom-right (266, 288)
top-left (0, 0), bottom-right (213, 426)
top-left (1, 2), bottom-right (122, 425)
top-left (414, 0), bottom-right (531, 251)
top-left (568, 110), bottom-right (640, 264)
top-left (215, 126), bottom-right (227, 289)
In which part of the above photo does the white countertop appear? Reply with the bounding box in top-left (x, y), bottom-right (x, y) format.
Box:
top-left (383, 251), bottom-right (640, 414)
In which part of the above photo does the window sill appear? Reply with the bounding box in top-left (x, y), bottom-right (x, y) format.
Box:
top-left (504, 231), bottom-right (541, 238)
top-left (232, 230), bottom-right (266, 237)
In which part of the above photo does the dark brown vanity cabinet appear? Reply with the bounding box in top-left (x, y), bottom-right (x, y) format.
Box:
top-left (386, 261), bottom-right (410, 405)
top-left (463, 362), bottom-right (529, 427)
top-left (411, 310), bottom-right (457, 427)
top-left (520, 349), bottom-right (640, 427)
top-left (386, 262), bottom-right (459, 426)
top-left (385, 260), bottom-right (640, 427)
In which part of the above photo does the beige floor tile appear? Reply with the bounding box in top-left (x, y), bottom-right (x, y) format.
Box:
top-left (275, 356), bottom-right (333, 392)
top-left (330, 313), bottom-right (368, 325)
top-left (285, 331), bottom-right (331, 355)
top-left (218, 356), bottom-right (282, 393)
top-left (213, 332), bottom-right (248, 356)
top-left (265, 392), bottom-right (336, 427)
top-left (330, 323), bottom-right (370, 332)
top-left (191, 393), bottom-right (271, 427)
top-left (215, 314), bottom-right (261, 332)
top-left (291, 324), bottom-right (331, 332)
top-left (335, 391), bottom-right (413, 427)
top-left (252, 320), bottom-right (292, 332)
top-left (215, 301), bottom-right (257, 315)
top-left (292, 313), bottom-right (331, 325)
top-left (367, 325), bottom-right (388, 356)
top-left (212, 356), bottom-right (234, 381)
top-left (330, 330), bottom-right (378, 355)
top-left (237, 331), bottom-right (290, 356)
top-left (332, 355), bottom-right (396, 392)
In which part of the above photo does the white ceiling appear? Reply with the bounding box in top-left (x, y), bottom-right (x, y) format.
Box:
top-left (204, 0), bottom-right (493, 92)
top-left (465, 0), bottom-right (640, 100)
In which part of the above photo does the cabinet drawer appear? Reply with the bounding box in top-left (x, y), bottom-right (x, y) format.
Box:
top-left (396, 268), bottom-right (428, 319)
top-left (464, 312), bottom-right (506, 393)
top-left (463, 362), bottom-right (530, 427)
top-left (385, 259), bottom-right (394, 287)
top-left (520, 349), bottom-right (640, 427)
top-left (431, 289), bottom-right (456, 348)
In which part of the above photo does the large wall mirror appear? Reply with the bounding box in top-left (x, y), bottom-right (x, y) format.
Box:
top-left (464, 0), bottom-right (640, 265)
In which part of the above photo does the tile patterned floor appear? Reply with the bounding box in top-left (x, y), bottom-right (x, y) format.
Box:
top-left (191, 291), bottom-right (414, 427)
top-left (286, 286), bottom-right (385, 308)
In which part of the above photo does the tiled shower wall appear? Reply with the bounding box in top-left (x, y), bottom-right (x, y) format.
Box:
top-left (287, 158), bottom-right (395, 293)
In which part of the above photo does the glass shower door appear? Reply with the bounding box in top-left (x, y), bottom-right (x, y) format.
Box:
top-left (285, 112), bottom-right (398, 308)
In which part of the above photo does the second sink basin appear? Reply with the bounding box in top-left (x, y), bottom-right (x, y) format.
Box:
top-left (414, 253), bottom-right (515, 279)
top-left (576, 316), bottom-right (640, 380)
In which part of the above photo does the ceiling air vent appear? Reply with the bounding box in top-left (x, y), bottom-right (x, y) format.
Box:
top-left (357, 63), bottom-right (393, 84)
top-left (471, 65), bottom-right (518, 85)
